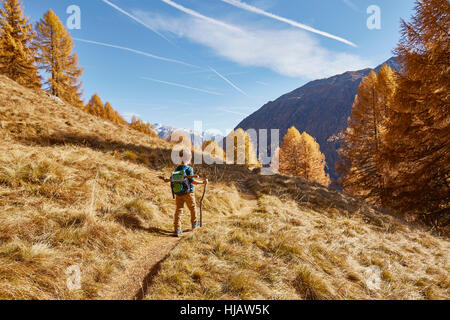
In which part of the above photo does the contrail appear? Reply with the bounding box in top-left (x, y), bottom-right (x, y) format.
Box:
top-left (101, 0), bottom-right (173, 43)
top-left (160, 1), bottom-right (249, 95)
top-left (342, 0), bottom-right (360, 12)
top-left (218, 108), bottom-right (247, 116)
top-left (219, 0), bottom-right (357, 47)
top-left (141, 77), bottom-right (223, 96)
top-left (208, 67), bottom-right (248, 96)
top-left (73, 38), bottom-right (200, 68)
top-left (161, 0), bottom-right (242, 32)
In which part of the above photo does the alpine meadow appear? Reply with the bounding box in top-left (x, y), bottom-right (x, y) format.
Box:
top-left (0, 0), bottom-right (448, 303)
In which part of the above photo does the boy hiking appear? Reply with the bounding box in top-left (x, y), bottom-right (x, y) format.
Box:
top-left (161, 156), bottom-right (208, 237)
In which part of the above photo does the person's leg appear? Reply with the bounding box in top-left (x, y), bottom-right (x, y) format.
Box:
top-left (186, 192), bottom-right (198, 228)
top-left (174, 195), bottom-right (185, 234)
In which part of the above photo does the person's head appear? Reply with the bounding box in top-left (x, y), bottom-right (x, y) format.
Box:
top-left (179, 149), bottom-right (192, 165)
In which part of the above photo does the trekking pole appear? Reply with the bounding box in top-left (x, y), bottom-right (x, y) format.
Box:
top-left (200, 180), bottom-right (207, 227)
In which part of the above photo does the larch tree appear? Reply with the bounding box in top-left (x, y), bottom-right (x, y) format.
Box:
top-left (85, 94), bottom-right (127, 125)
top-left (225, 128), bottom-right (258, 166)
top-left (0, 0), bottom-right (40, 89)
top-left (130, 115), bottom-right (156, 137)
top-left (279, 126), bottom-right (304, 176)
top-left (34, 9), bottom-right (83, 107)
top-left (104, 101), bottom-right (127, 125)
top-left (87, 93), bottom-right (103, 116)
top-left (301, 132), bottom-right (330, 187)
top-left (202, 139), bottom-right (225, 163)
top-left (279, 126), bottom-right (329, 186)
top-left (337, 66), bottom-right (396, 205)
top-left (386, 0), bottom-right (449, 226)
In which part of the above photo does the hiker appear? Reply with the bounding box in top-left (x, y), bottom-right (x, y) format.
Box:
top-left (161, 156), bottom-right (208, 237)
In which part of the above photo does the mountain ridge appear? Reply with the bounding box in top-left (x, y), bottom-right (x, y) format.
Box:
top-left (236, 57), bottom-right (401, 180)
top-left (152, 123), bottom-right (225, 145)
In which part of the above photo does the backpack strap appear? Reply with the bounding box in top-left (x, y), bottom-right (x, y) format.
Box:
top-left (182, 165), bottom-right (193, 190)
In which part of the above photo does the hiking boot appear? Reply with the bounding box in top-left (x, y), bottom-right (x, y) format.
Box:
top-left (192, 222), bottom-right (201, 230)
top-left (174, 230), bottom-right (183, 238)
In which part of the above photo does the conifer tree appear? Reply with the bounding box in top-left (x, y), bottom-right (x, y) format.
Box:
top-left (0, 0), bottom-right (40, 89)
top-left (386, 0), bottom-right (449, 225)
top-left (87, 93), bottom-right (103, 116)
top-left (104, 101), bottom-right (127, 125)
top-left (279, 126), bottom-right (304, 175)
top-left (301, 132), bottom-right (330, 187)
top-left (337, 66), bottom-right (396, 205)
top-left (279, 126), bottom-right (329, 186)
top-left (85, 94), bottom-right (128, 125)
top-left (34, 10), bottom-right (83, 107)
top-left (226, 128), bottom-right (258, 166)
top-left (202, 139), bottom-right (225, 162)
top-left (130, 115), bottom-right (156, 137)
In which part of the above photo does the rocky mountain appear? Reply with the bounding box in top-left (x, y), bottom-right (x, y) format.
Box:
top-left (152, 123), bottom-right (224, 145)
top-left (236, 57), bottom-right (400, 181)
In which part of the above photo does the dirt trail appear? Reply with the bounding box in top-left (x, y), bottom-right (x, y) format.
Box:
top-left (100, 187), bottom-right (259, 300)
top-left (100, 237), bottom-right (179, 300)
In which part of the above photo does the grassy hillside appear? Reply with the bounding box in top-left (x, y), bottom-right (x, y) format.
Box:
top-left (0, 75), bottom-right (448, 300)
top-left (146, 176), bottom-right (449, 299)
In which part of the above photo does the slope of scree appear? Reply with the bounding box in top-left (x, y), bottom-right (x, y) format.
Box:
top-left (0, 75), bottom-right (448, 300)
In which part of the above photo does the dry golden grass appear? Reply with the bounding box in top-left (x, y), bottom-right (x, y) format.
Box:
top-left (0, 75), bottom-right (448, 300)
top-left (0, 75), bottom-right (177, 299)
top-left (0, 142), bottom-right (173, 299)
top-left (145, 194), bottom-right (449, 300)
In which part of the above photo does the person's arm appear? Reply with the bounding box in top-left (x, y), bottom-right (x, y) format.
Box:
top-left (158, 176), bottom-right (170, 183)
top-left (192, 179), bottom-right (208, 185)
top-left (187, 167), bottom-right (208, 185)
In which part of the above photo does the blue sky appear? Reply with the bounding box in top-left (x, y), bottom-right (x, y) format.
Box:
top-left (22, 0), bottom-right (416, 134)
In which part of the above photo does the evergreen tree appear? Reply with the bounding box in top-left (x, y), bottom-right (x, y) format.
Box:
top-left (0, 0), bottom-right (40, 89)
top-left (387, 0), bottom-right (449, 226)
top-left (34, 10), bottom-right (83, 107)
top-left (280, 126), bottom-right (329, 186)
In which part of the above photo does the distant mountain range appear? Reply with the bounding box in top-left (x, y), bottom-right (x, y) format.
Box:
top-left (236, 57), bottom-right (401, 181)
top-left (152, 123), bottom-right (224, 145)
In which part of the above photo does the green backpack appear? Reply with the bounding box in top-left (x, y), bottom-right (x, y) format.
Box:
top-left (170, 167), bottom-right (191, 197)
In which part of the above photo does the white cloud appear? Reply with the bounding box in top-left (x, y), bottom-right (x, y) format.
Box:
top-left (133, 11), bottom-right (370, 79)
